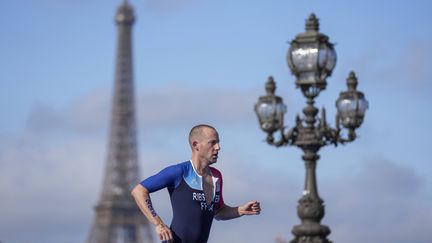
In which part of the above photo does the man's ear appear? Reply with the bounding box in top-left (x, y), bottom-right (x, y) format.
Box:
top-left (192, 141), bottom-right (199, 151)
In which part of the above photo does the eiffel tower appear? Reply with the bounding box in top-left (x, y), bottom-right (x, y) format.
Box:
top-left (87, 1), bottom-right (154, 242)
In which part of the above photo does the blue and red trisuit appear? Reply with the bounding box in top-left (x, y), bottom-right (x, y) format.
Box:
top-left (140, 160), bottom-right (224, 243)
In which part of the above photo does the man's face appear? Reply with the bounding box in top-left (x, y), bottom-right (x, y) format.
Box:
top-left (197, 128), bottom-right (221, 164)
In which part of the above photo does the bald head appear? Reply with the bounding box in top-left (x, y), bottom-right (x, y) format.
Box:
top-left (188, 124), bottom-right (217, 149)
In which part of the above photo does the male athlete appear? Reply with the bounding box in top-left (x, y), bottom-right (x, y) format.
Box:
top-left (131, 124), bottom-right (261, 243)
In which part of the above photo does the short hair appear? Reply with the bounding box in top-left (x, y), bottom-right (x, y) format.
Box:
top-left (188, 124), bottom-right (216, 148)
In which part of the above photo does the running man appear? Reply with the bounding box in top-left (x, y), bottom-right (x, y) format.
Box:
top-left (131, 124), bottom-right (261, 243)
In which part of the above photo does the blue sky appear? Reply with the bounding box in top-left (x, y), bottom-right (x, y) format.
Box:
top-left (1, 0), bottom-right (432, 243)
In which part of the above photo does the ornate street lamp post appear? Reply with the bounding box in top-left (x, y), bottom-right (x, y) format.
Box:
top-left (255, 14), bottom-right (368, 243)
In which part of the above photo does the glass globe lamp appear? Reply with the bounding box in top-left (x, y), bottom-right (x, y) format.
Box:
top-left (287, 14), bottom-right (337, 98)
top-left (336, 72), bottom-right (369, 129)
top-left (255, 76), bottom-right (287, 133)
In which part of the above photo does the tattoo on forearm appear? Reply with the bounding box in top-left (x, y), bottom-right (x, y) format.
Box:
top-left (145, 198), bottom-right (158, 217)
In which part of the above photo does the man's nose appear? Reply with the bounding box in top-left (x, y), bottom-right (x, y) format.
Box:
top-left (215, 143), bottom-right (221, 150)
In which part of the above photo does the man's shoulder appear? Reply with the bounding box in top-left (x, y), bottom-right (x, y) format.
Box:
top-left (140, 161), bottom-right (190, 191)
top-left (175, 160), bottom-right (191, 171)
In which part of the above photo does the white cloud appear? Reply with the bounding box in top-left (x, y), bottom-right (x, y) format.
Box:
top-left (26, 88), bottom-right (110, 136)
top-left (352, 39), bottom-right (432, 91)
top-left (137, 83), bottom-right (259, 127)
top-left (0, 132), bottom-right (105, 243)
top-left (325, 158), bottom-right (432, 243)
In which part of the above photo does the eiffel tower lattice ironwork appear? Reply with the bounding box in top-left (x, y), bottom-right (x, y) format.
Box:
top-left (87, 1), bottom-right (154, 242)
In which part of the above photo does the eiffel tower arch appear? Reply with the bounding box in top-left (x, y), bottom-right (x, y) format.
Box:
top-left (87, 1), bottom-right (154, 242)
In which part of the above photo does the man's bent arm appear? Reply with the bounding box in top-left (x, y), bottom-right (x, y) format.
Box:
top-left (214, 201), bottom-right (261, 221)
top-left (131, 184), bottom-right (173, 242)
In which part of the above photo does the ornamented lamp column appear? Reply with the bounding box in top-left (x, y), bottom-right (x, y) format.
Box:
top-left (255, 14), bottom-right (368, 243)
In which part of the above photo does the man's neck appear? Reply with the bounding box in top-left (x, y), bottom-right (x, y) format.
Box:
top-left (191, 157), bottom-right (210, 176)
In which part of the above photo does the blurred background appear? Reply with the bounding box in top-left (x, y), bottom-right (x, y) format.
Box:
top-left (1, 0), bottom-right (431, 242)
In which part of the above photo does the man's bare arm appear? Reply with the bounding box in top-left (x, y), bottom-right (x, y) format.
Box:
top-left (214, 201), bottom-right (261, 221)
top-left (131, 184), bottom-right (173, 242)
